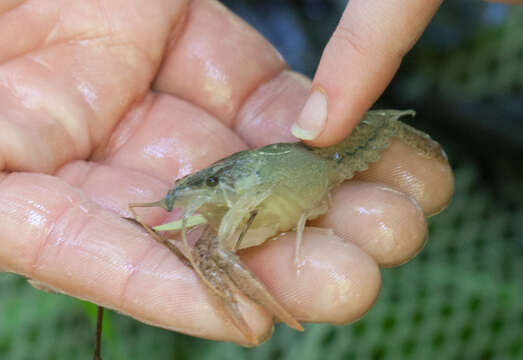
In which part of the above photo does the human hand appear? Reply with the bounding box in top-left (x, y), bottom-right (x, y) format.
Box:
top-left (292, 0), bottom-right (523, 146)
top-left (0, 0), bottom-right (453, 345)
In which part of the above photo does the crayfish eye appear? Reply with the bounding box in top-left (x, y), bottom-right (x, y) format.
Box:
top-left (206, 176), bottom-right (219, 187)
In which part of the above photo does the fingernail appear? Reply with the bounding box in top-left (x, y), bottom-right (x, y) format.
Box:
top-left (291, 88), bottom-right (327, 140)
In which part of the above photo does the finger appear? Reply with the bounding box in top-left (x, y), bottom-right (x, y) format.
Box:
top-left (235, 70), bottom-right (310, 147)
top-left (98, 93), bottom-right (248, 185)
top-left (354, 138), bottom-right (454, 216)
top-left (292, 0), bottom-right (442, 145)
top-left (0, 0), bottom-right (185, 173)
top-left (242, 230), bottom-right (381, 325)
top-left (312, 181), bottom-right (427, 267)
top-left (154, 0), bottom-right (287, 125)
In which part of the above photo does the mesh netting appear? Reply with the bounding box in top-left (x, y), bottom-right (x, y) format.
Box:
top-left (402, 5), bottom-right (523, 102)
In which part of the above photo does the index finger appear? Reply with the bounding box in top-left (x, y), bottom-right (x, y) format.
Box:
top-left (292, 0), bottom-right (442, 146)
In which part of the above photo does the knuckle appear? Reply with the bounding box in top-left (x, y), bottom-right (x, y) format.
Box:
top-left (330, 24), bottom-right (369, 58)
top-left (331, 24), bottom-right (408, 62)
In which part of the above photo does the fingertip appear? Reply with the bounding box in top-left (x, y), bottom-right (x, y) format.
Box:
top-left (235, 70), bottom-right (311, 147)
top-left (291, 85), bottom-right (365, 147)
top-left (291, 87), bottom-right (328, 141)
top-left (354, 139), bottom-right (455, 217)
top-left (243, 232), bottom-right (382, 325)
top-left (323, 240), bottom-right (382, 325)
top-left (315, 182), bottom-right (428, 268)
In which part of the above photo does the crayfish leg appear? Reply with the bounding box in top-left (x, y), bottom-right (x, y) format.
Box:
top-left (193, 226), bottom-right (258, 345)
top-left (127, 202), bottom-right (190, 266)
top-left (203, 228), bottom-right (304, 333)
top-left (294, 204), bottom-right (330, 270)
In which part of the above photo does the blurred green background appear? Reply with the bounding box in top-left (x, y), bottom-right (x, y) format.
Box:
top-left (1, 1), bottom-right (522, 359)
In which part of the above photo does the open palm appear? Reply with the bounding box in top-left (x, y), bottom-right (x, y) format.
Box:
top-left (0, 0), bottom-right (453, 344)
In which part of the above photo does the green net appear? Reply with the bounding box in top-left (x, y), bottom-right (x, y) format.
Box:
top-left (400, 5), bottom-right (523, 103)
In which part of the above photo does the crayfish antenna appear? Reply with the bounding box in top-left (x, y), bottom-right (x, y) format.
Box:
top-left (127, 201), bottom-right (190, 266)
